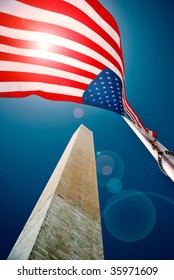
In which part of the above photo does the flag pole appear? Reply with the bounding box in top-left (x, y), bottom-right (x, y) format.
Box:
top-left (123, 117), bottom-right (174, 182)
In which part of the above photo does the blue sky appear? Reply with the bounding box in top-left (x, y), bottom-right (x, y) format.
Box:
top-left (0, 0), bottom-right (174, 259)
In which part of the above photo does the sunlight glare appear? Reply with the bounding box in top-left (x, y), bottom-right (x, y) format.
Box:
top-left (37, 33), bottom-right (52, 50)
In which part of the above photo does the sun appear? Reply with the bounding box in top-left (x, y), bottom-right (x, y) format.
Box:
top-left (37, 33), bottom-right (52, 51)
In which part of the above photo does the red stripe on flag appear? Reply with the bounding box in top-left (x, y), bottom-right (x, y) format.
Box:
top-left (17, 0), bottom-right (65, 11)
top-left (0, 72), bottom-right (88, 90)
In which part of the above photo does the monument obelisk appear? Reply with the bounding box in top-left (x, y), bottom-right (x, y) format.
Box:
top-left (8, 125), bottom-right (104, 260)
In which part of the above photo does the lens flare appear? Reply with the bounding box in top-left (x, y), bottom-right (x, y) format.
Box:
top-left (104, 190), bottom-right (156, 242)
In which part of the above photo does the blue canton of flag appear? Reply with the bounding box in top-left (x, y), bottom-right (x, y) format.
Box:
top-left (83, 67), bottom-right (125, 116)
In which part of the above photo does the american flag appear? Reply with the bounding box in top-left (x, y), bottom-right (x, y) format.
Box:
top-left (0, 0), bottom-right (156, 138)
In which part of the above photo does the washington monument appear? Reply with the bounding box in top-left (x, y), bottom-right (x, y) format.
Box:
top-left (8, 125), bottom-right (104, 260)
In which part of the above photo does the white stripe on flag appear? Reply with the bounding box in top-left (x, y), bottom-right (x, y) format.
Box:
top-left (0, 82), bottom-right (84, 96)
